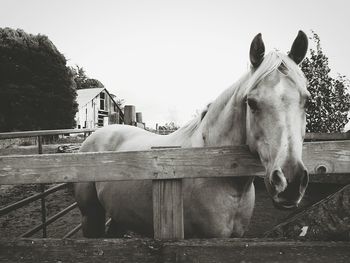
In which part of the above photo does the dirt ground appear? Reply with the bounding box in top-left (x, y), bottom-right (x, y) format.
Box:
top-left (0, 143), bottom-right (342, 239)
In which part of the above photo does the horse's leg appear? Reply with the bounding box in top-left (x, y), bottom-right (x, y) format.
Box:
top-left (106, 219), bottom-right (126, 238)
top-left (231, 181), bottom-right (255, 237)
top-left (74, 182), bottom-right (106, 238)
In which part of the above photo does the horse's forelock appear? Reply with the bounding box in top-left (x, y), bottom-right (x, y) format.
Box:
top-left (244, 51), bottom-right (307, 97)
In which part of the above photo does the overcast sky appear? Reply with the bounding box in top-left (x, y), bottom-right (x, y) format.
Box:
top-left (2, 0), bottom-right (350, 128)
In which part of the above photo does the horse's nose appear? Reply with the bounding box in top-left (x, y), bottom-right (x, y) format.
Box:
top-left (274, 162), bottom-right (308, 207)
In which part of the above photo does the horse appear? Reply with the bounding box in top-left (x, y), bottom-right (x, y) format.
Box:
top-left (74, 30), bottom-right (310, 238)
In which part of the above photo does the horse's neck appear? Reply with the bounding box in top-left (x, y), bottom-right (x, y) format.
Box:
top-left (167, 80), bottom-right (254, 189)
top-left (200, 84), bottom-right (247, 147)
top-left (199, 82), bottom-right (254, 189)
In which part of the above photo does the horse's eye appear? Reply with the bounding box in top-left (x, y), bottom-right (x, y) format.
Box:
top-left (247, 98), bottom-right (259, 112)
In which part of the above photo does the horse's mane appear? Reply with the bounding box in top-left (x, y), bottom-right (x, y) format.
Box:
top-left (244, 51), bottom-right (307, 96)
top-left (175, 51), bottom-right (307, 139)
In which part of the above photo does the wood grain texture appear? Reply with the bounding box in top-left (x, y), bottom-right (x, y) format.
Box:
top-left (305, 133), bottom-right (350, 141)
top-left (0, 238), bottom-right (349, 263)
top-left (0, 142), bottom-right (349, 185)
top-left (0, 146), bottom-right (265, 184)
top-left (153, 179), bottom-right (184, 240)
top-left (302, 141), bottom-right (350, 182)
top-left (265, 184), bottom-right (350, 241)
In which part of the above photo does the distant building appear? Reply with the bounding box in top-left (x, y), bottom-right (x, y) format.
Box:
top-left (123, 105), bottom-right (146, 129)
top-left (75, 88), bottom-right (124, 129)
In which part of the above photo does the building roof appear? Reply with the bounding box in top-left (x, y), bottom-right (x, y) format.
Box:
top-left (76, 88), bottom-right (105, 108)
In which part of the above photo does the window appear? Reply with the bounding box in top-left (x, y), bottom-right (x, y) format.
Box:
top-left (100, 92), bottom-right (105, 110)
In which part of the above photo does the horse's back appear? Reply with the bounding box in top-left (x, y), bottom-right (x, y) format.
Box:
top-left (80, 124), bottom-right (159, 153)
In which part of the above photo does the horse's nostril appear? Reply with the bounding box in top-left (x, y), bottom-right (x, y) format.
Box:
top-left (271, 170), bottom-right (282, 185)
top-left (270, 169), bottom-right (287, 193)
top-left (301, 169), bottom-right (309, 188)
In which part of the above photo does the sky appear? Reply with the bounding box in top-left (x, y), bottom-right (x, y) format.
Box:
top-left (1, 0), bottom-right (350, 129)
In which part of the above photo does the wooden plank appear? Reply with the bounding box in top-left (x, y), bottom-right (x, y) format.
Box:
top-left (305, 133), bottom-right (350, 141)
top-left (0, 238), bottom-right (349, 263)
top-left (302, 141), bottom-right (350, 183)
top-left (0, 141), bottom-right (349, 185)
top-left (0, 130), bottom-right (347, 141)
top-left (152, 146), bottom-right (184, 240)
top-left (0, 144), bottom-right (81, 156)
top-left (153, 179), bottom-right (184, 240)
top-left (0, 146), bottom-right (265, 184)
top-left (0, 128), bottom-right (96, 139)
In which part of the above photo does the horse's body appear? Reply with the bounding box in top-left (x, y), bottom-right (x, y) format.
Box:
top-left (75, 31), bottom-right (310, 238)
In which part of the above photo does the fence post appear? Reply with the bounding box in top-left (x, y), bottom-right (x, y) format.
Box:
top-left (37, 136), bottom-right (47, 238)
top-left (151, 146), bottom-right (184, 240)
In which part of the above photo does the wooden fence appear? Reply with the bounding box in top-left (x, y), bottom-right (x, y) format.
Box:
top-left (0, 129), bottom-right (350, 262)
top-left (0, 128), bottom-right (95, 238)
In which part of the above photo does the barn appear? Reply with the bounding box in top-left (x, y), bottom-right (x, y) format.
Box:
top-left (75, 88), bottom-right (124, 129)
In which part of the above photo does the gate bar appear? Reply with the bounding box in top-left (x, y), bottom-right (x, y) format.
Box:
top-left (63, 218), bottom-right (112, 239)
top-left (63, 223), bottom-right (82, 239)
top-left (37, 136), bottom-right (47, 238)
top-left (21, 202), bottom-right (78, 238)
top-left (0, 183), bottom-right (67, 216)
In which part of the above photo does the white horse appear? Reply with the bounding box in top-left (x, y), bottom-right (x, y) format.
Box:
top-left (75, 31), bottom-right (310, 238)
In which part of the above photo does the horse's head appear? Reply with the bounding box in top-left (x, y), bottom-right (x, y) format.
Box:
top-left (246, 31), bottom-right (310, 209)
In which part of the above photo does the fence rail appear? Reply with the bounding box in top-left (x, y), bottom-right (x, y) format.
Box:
top-left (0, 141), bottom-right (349, 185)
top-left (1, 238), bottom-right (349, 263)
top-left (305, 132), bottom-right (350, 141)
top-left (1, 129), bottom-right (350, 242)
top-left (0, 128), bottom-right (349, 140)
top-left (0, 128), bottom-right (96, 139)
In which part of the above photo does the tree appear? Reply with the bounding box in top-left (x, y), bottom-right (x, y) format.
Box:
top-left (159, 122), bottom-right (180, 132)
top-left (70, 65), bottom-right (87, 90)
top-left (115, 98), bottom-right (125, 109)
top-left (71, 65), bottom-right (104, 90)
top-left (0, 28), bottom-right (77, 132)
top-left (301, 31), bottom-right (350, 132)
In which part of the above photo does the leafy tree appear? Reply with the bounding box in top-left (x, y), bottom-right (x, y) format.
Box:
top-left (301, 31), bottom-right (350, 132)
top-left (71, 65), bottom-right (104, 90)
top-left (0, 27), bottom-right (77, 132)
top-left (115, 98), bottom-right (125, 109)
top-left (70, 65), bottom-right (87, 90)
top-left (159, 122), bottom-right (180, 132)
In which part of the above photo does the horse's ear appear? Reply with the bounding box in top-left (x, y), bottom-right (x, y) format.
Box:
top-left (288, 31), bottom-right (308, 64)
top-left (250, 33), bottom-right (265, 68)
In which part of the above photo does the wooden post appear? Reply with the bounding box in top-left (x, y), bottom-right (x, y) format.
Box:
top-left (37, 136), bottom-right (47, 238)
top-left (151, 146), bottom-right (184, 240)
top-left (153, 179), bottom-right (184, 240)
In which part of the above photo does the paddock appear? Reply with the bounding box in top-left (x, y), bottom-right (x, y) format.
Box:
top-left (0, 129), bottom-right (349, 262)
